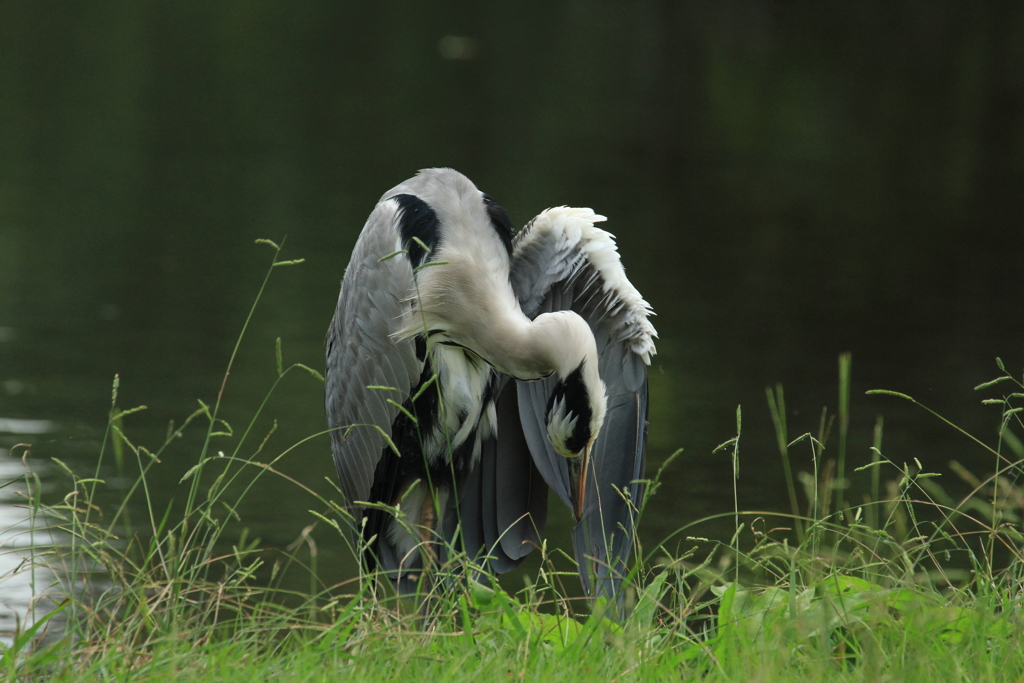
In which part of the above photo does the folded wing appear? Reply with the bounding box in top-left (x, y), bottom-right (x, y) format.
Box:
top-left (325, 199), bottom-right (423, 539)
top-left (509, 207), bottom-right (657, 598)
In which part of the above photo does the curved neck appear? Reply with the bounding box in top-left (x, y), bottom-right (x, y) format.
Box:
top-left (472, 309), bottom-right (598, 383)
top-left (394, 253), bottom-right (598, 383)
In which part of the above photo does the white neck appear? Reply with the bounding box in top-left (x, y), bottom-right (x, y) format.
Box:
top-left (462, 307), bottom-right (607, 444)
top-left (479, 309), bottom-right (597, 381)
top-left (393, 239), bottom-right (606, 433)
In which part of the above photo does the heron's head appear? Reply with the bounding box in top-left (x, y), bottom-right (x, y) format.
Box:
top-left (545, 359), bottom-right (606, 458)
top-left (545, 357), bottom-right (606, 520)
top-left (527, 310), bottom-right (606, 459)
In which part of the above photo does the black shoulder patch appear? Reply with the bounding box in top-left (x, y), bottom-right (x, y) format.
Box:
top-left (414, 334), bottom-right (427, 362)
top-left (546, 362), bottom-right (593, 455)
top-left (481, 193), bottom-right (514, 258)
top-left (392, 193), bottom-right (439, 268)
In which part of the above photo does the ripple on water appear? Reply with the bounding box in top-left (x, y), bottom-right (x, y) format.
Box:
top-left (0, 437), bottom-right (65, 646)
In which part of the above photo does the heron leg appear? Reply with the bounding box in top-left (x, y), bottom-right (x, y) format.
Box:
top-left (418, 491), bottom-right (440, 565)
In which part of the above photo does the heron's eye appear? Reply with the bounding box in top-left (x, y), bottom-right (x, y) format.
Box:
top-left (545, 363), bottom-right (593, 456)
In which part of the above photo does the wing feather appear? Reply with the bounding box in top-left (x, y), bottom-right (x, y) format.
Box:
top-left (459, 379), bottom-right (548, 575)
top-left (509, 207), bottom-right (656, 598)
top-left (494, 381), bottom-right (549, 563)
top-left (325, 200), bottom-right (423, 531)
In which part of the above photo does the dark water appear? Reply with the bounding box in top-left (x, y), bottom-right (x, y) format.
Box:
top-left (2, 3), bottom-right (1023, 620)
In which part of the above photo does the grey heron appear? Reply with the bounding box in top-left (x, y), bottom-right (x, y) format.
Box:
top-left (326, 168), bottom-right (656, 599)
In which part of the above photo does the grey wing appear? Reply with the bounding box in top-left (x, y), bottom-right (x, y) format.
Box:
top-left (458, 378), bottom-right (549, 576)
top-left (325, 200), bottom-right (422, 533)
top-left (510, 207), bottom-right (657, 599)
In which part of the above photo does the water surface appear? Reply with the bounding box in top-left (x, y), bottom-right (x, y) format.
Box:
top-left (2, 3), bottom-right (1023, 612)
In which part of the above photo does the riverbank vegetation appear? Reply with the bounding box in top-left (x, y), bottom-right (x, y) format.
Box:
top-left (4, 244), bottom-right (1022, 681)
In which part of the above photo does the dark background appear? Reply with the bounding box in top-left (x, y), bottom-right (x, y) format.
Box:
top-left (2, 2), bottom-right (1022, 589)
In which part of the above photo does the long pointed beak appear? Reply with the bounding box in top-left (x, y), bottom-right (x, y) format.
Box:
top-left (569, 442), bottom-right (592, 521)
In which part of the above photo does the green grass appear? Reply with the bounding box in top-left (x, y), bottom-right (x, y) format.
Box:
top-left (3, 241), bottom-right (1024, 681)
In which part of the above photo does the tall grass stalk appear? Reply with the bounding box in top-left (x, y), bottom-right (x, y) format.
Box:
top-left (836, 351), bottom-right (852, 515)
top-left (868, 415), bottom-right (883, 530)
top-left (766, 383), bottom-right (804, 541)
